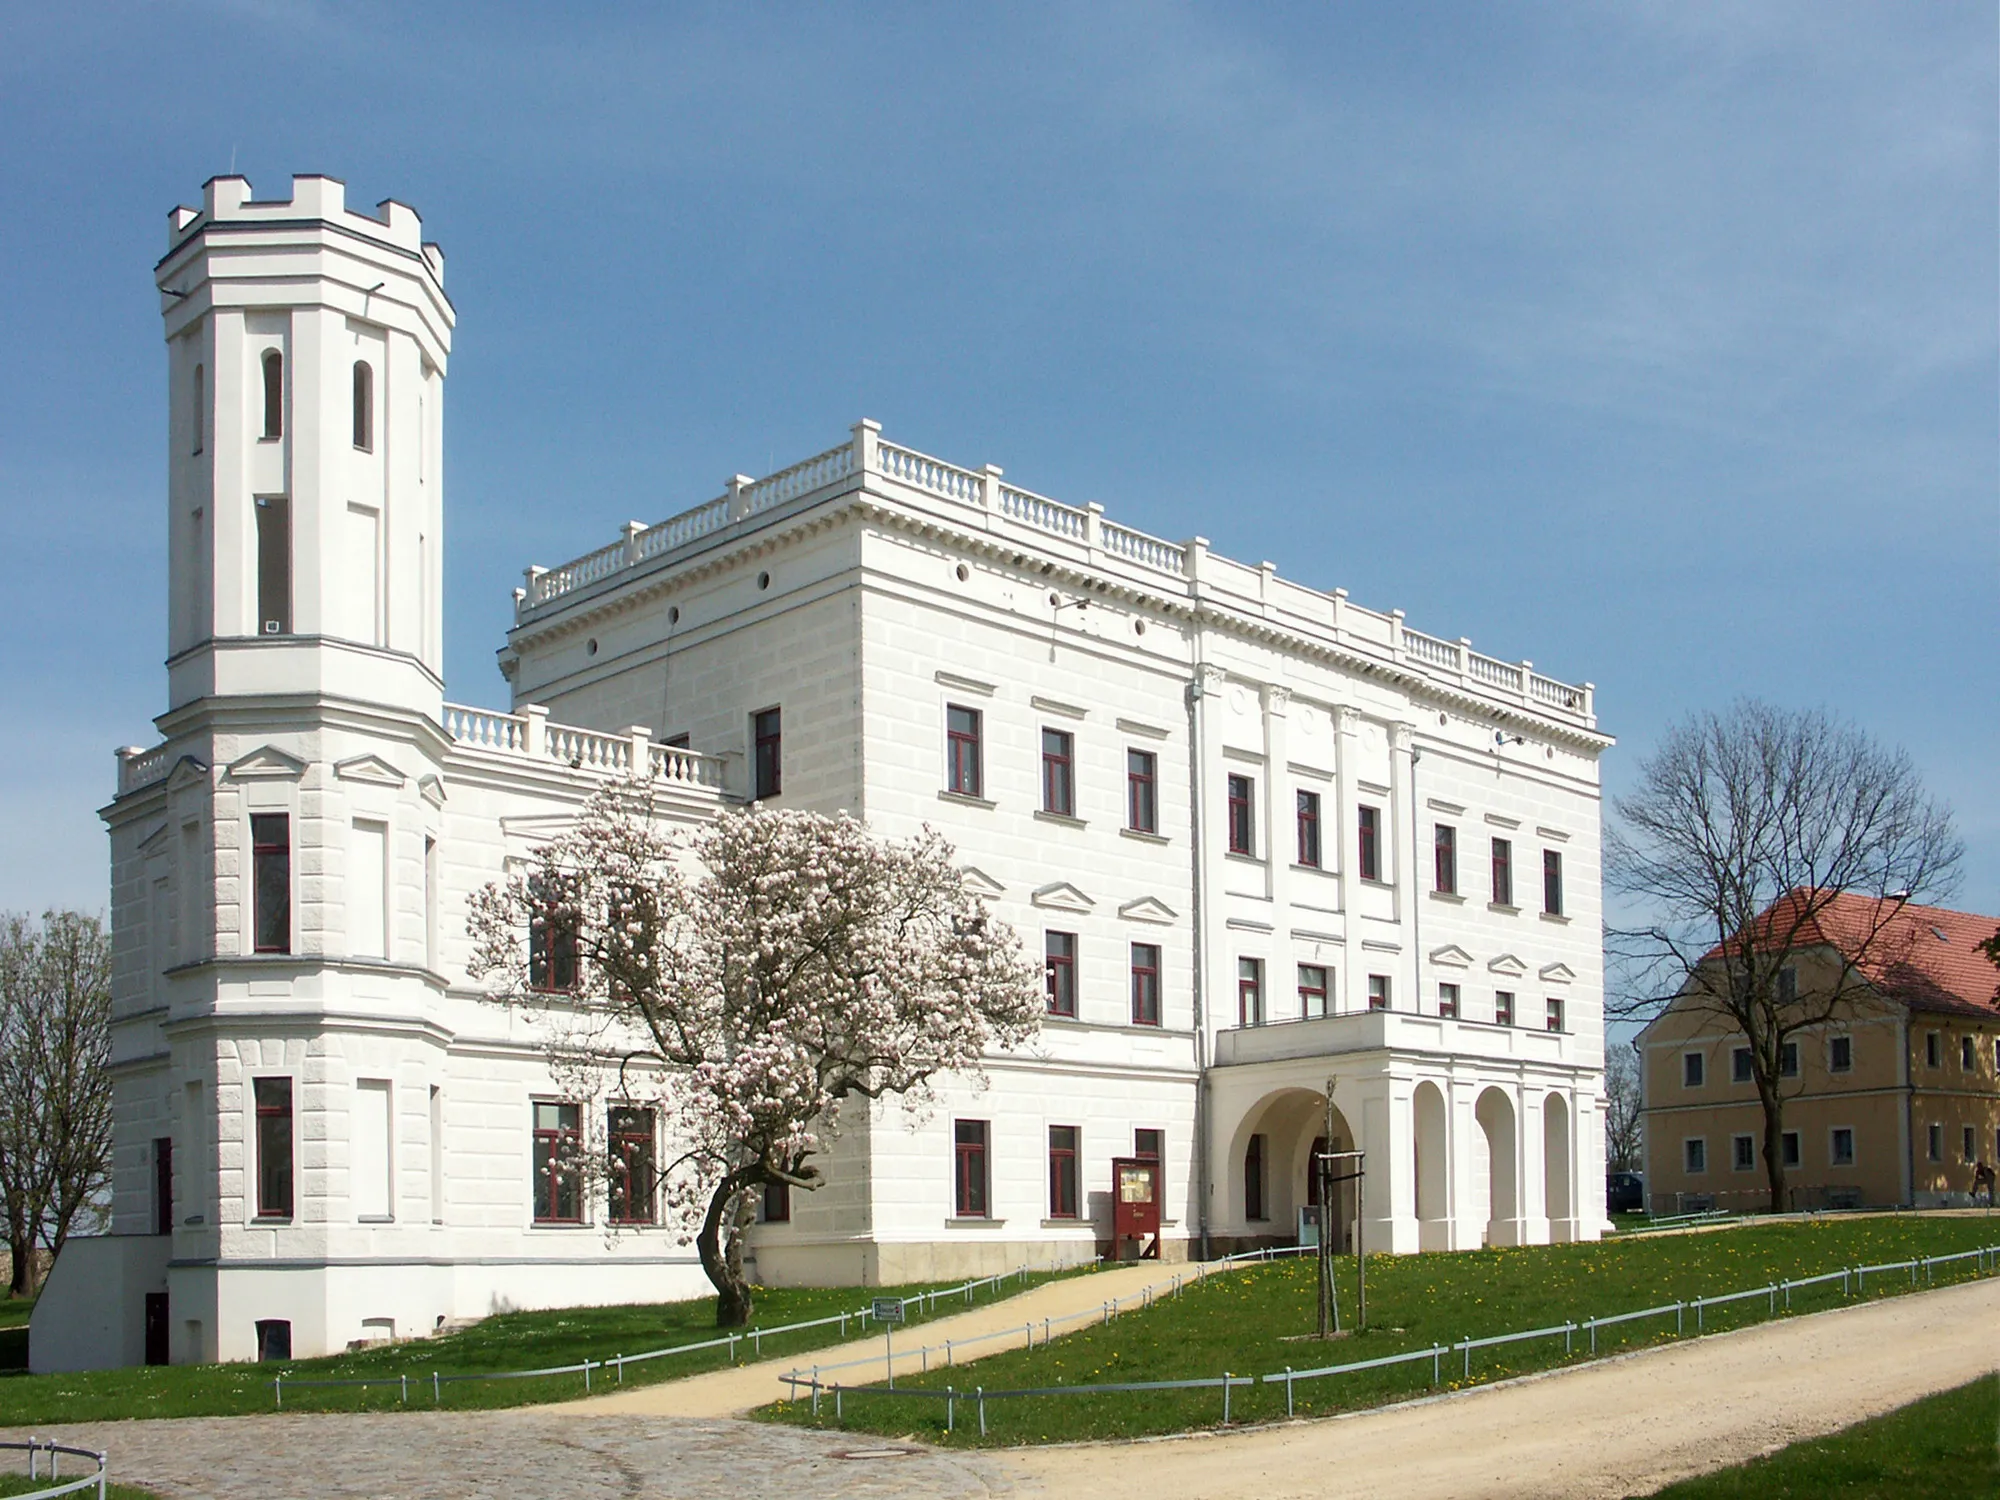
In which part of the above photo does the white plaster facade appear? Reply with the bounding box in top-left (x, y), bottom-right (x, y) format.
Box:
top-left (38, 174), bottom-right (1612, 1371)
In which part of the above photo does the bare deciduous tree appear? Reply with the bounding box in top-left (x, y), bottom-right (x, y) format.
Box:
top-left (1602, 1043), bottom-right (1643, 1173)
top-left (0, 911), bottom-right (114, 1298)
top-left (468, 789), bottom-right (1042, 1326)
top-left (1607, 701), bottom-right (1959, 1212)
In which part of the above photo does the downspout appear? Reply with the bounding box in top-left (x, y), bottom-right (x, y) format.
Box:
top-left (1186, 669), bottom-right (1212, 1262)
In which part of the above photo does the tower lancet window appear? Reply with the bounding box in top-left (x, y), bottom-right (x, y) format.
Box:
top-left (261, 349), bottom-right (284, 439)
top-left (190, 363), bottom-right (204, 456)
top-left (255, 496), bottom-right (291, 635)
top-left (352, 360), bottom-right (373, 451)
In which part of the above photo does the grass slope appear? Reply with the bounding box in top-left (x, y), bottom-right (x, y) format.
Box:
top-left (1652, 1373), bottom-right (1999, 1498)
top-left (760, 1215), bottom-right (2000, 1447)
top-left (0, 1474), bottom-right (161, 1499)
top-left (0, 1271), bottom-right (1069, 1426)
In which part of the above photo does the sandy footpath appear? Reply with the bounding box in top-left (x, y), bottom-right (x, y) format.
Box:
top-left (571, 1257), bottom-right (1183, 1418)
top-left (999, 1274), bottom-right (2000, 1499)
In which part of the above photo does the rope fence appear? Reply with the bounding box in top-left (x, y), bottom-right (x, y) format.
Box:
top-left (778, 1241), bottom-right (2000, 1437)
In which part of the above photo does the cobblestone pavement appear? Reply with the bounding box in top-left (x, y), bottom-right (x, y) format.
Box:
top-left (0, 1411), bottom-right (1012, 1500)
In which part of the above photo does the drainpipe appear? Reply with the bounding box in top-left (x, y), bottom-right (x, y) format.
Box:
top-left (1187, 668), bottom-right (1212, 1262)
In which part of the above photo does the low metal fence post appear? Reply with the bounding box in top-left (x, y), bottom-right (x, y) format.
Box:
top-left (1564, 1322), bottom-right (1572, 1356)
top-left (584, 1359), bottom-right (591, 1392)
top-left (1462, 1338), bottom-right (1471, 1381)
top-left (1223, 1372), bottom-right (1233, 1424)
top-left (1432, 1344), bottom-right (1442, 1386)
top-left (1588, 1318), bottom-right (1597, 1356)
top-left (1676, 1301), bottom-right (1684, 1335)
top-left (947, 1387), bottom-right (956, 1432)
top-left (978, 1386), bottom-right (987, 1437)
top-left (1696, 1299), bottom-right (1704, 1333)
top-left (274, 1376), bottom-right (282, 1409)
top-left (433, 1371), bottom-right (441, 1404)
top-left (1782, 1280), bottom-right (1791, 1311)
top-left (811, 1368), bottom-right (820, 1416)
top-left (1284, 1367), bottom-right (1295, 1416)
top-left (835, 1384), bottom-right (843, 1422)
top-left (400, 1373), bottom-right (408, 1405)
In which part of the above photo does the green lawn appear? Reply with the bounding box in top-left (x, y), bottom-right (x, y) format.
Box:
top-left (1652, 1373), bottom-right (1999, 1498)
top-left (0, 1269), bottom-right (1076, 1426)
top-left (759, 1216), bottom-right (2000, 1447)
top-left (0, 1472), bottom-right (161, 1499)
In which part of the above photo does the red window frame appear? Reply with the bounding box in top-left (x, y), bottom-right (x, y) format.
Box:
top-left (1298, 964), bottom-right (1328, 1018)
top-left (254, 1077), bottom-right (293, 1219)
top-left (1044, 931), bottom-right (1078, 1017)
top-left (1495, 990), bottom-right (1515, 1026)
top-left (954, 1119), bottom-right (989, 1217)
top-left (761, 1179), bottom-right (791, 1223)
top-left (1127, 749), bottom-right (1158, 833)
top-left (532, 1102), bottom-right (583, 1224)
top-left (1130, 942), bottom-right (1161, 1027)
top-left (752, 707), bottom-right (782, 799)
top-left (1041, 728), bottom-right (1075, 816)
top-left (1366, 974), bottom-right (1390, 1012)
top-left (1545, 996), bottom-right (1563, 1033)
top-left (528, 881), bottom-right (580, 995)
top-left (1492, 838), bottom-right (1513, 906)
top-left (946, 704), bottom-right (982, 797)
top-left (1226, 775), bottom-right (1254, 856)
top-left (1438, 982), bottom-right (1460, 1019)
top-left (1357, 804), bottom-right (1380, 881)
top-left (1435, 824), bottom-right (1457, 894)
top-left (607, 1106), bottom-right (656, 1225)
top-left (1134, 1128), bottom-right (1164, 1163)
top-left (1238, 957), bottom-right (1264, 1027)
top-left (1048, 1125), bottom-right (1080, 1219)
top-left (1543, 849), bottom-right (1563, 915)
top-left (251, 813), bottom-right (291, 955)
top-left (1296, 790), bottom-right (1321, 867)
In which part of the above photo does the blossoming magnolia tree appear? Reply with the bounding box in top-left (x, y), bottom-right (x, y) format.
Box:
top-left (468, 787), bottom-right (1042, 1325)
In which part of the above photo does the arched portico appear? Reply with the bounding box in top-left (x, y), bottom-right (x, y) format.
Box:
top-left (1543, 1091), bottom-right (1575, 1243)
top-left (1474, 1086), bottom-right (1521, 1246)
top-left (1220, 1087), bottom-right (1359, 1252)
top-left (1413, 1080), bottom-right (1450, 1251)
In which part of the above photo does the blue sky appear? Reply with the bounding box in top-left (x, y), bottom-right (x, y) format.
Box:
top-left (2, 2), bottom-right (1994, 925)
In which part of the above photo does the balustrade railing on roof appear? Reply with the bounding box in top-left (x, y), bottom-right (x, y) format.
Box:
top-left (116, 743), bottom-right (172, 796)
top-left (443, 704), bottom-right (725, 791)
top-left (509, 424), bottom-right (1594, 726)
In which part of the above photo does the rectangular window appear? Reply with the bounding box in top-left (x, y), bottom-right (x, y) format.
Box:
top-left (1542, 850), bottom-right (1564, 916)
top-left (1226, 774), bottom-right (1255, 856)
top-left (1779, 1041), bottom-right (1800, 1078)
top-left (423, 836), bottom-right (438, 973)
top-left (1130, 943), bottom-right (1162, 1026)
top-left (1776, 966), bottom-right (1798, 1004)
top-left (190, 362), bottom-right (204, 456)
top-left (954, 1120), bottom-right (989, 1218)
top-left (1732, 1134), bottom-right (1755, 1172)
top-left (429, 1086), bottom-right (444, 1223)
top-left (1300, 965), bottom-right (1330, 1018)
top-left (1245, 1132), bottom-right (1267, 1221)
top-left (153, 1136), bottom-right (173, 1236)
top-left (1926, 1031), bottom-right (1941, 1068)
top-left (1048, 1125), bottom-right (1080, 1219)
top-left (1961, 1035), bottom-right (1976, 1070)
top-left (1927, 1123), bottom-right (1943, 1162)
top-left (1491, 838), bottom-right (1513, 907)
top-left (1127, 749), bottom-right (1158, 833)
top-left (1829, 1035), bottom-right (1853, 1073)
top-left (1965, 1125), bottom-right (1978, 1164)
top-left (1357, 804), bottom-right (1380, 881)
top-left (1781, 1130), bottom-right (1801, 1168)
top-left (1135, 1128), bottom-right (1164, 1163)
top-left (1684, 1138), bottom-right (1706, 1175)
top-left (251, 814), bottom-right (291, 955)
top-left (1434, 824), bottom-right (1457, 894)
top-left (352, 360), bottom-right (373, 451)
top-left (1831, 1127), bottom-right (1855, 1167)
top-left (1044, 931), bottom-right (1078, 1017)
top-left (1367, 974), bottom-right (1390, 1013)
top-left (760, 1180), bottom-right (791, 1223)
top-left (752, 708), bottom-right (782, 800)
top-left (1041, 728), bottom-right (1075, 816)
top-left (254, 1077), bottom-right (293, 1219)
top-left (1436, 981), bottom-right (1459, 1019)
top-left (1238, 957), bottom-right (1265, 1027)
top-left (1545, 996), bottom-right (1564, 1032)
top-left (1495, 990), bottom-right (1514, 1026)
top-left (1732, 1046), bottom-right (1754, 1083)
top-left (349, 818), bottom-right (388, 960)
top-left (531, 1102), bottom-right (582, 1224)
top-left (528, 882), bottom-right (579, 994)
top-left (607, 1106), bottom-right (656, 1224)
top-left (945, 704), bottom-right (983, 797)
top-left (1683, 1052), bottom-right (1705, 1088)
top-left (255, 495), bottom-right (291, 635)
top-left (1296, 790), bottom-right (1322, 867)
top-left (352, 1079), bottom-right (392, 1221)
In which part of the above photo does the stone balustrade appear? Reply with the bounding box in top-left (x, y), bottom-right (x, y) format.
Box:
top-left (1214, 1007), bottom-right (1575, 1069)
top-left (443, 703), bottom-right (726, 791)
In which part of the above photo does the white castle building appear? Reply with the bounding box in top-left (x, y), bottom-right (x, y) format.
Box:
top-left (35, 175), bottom-right (1612, 1370)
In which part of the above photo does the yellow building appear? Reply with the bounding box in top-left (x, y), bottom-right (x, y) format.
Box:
top-left (1639, 895), bottom-right (1999, 1213)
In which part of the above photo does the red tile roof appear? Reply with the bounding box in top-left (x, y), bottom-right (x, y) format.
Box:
top-left (1706, 890), bottom-right (2000, 1019)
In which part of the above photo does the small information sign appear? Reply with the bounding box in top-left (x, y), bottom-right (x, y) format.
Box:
top-left (870, 1297), bottom-right (906, 1325)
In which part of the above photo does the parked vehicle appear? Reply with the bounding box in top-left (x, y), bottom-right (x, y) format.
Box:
top-left (1606, 1171), bottom-right (1645, 1213)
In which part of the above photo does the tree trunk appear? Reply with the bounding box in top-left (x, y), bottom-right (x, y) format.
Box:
top-left (1760, 1078), bottom-right (1787, 1214)
top-left (6, 1212), bottom-right (33, 1299)
top-left (695, 1174), bottom-right (755, 1327)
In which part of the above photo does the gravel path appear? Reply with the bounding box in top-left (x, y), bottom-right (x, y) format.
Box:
top-left (7, 1274), bottom-right (1993, 1499)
